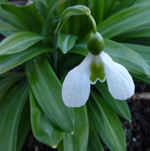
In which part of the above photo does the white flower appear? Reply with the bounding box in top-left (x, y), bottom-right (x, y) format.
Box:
top-left (62, 51), bottom-right (135, 107)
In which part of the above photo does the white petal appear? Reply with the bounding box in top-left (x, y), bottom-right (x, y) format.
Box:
top-left (101, 52), bottom-right (135, 100)
top-left (62, 53), bottom-right (93, 107)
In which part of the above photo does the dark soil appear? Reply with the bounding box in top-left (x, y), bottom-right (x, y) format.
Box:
top-left (2, 1), bottom-right (150, 151)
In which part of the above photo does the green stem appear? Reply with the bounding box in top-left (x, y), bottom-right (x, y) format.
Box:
top-left (54, 33), bottom-right (59, 72)
top-left (87, 14), bottom-right (97, 33)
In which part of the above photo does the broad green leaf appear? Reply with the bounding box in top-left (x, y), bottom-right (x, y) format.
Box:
top-left (30, 90), bottom-right (64, 148)
top-left (34, 0), bottom-right (48, 19)
top-left (87, 97), bottom-right (117, 151)
top-left (26, 56), bottom-right (74, 133)
top-left (70, 39), bottom-right (150, 76)
top-left (96, 1), bottom-right (150, 38)
top-left (95, 81), bottom-right (131, 121)
top-left (0, 31), bottom-right (46, 55)
top-left (45, 0), bottom-right (62, 23)
top-left (58, 33), bottom-right (77, 54)
top-left (0, 45), bottom-right (52, 74)
top-left (57, 141), bottom-right (64, 151)
top-left (0, 0), bottom-right (9, 3)
top-left (91, 91), bottom-right (126, 151)
top-left (130, 73), bottom-right (150, 84)
top-left (123, 43), bottom-right (150, 66)
top-left (0, 82), bottom-right (28, 151)
top-left (63, 106), bottom-right (89, 151)
top-left (132, 0), bottom-right (150, 5)
top-left (92, 0), bottom-right (104, 24)
top-left (0, 19), bottom-right (20, 37)
top-left (0, 3), bottom-right (43, 33)
top-left (17, 101), bottom-right (31, 151)
top-left (111, 0), bottom-right (135, 15)
top-left (0, 73), bottom-right (24, 97)
top-left (113, 23), bottom-right (150, 42)
top-left (69, 43), bottom-right (88, 56)
top-left (87, 121), bottom-right (104, 151)
top-left (103, 0), bottom-right (118, 19)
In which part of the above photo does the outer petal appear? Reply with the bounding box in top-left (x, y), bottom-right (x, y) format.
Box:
top-left (101, 52), bottom-right (135, 100)
top-left (62, 53), bottom-right (93, 107)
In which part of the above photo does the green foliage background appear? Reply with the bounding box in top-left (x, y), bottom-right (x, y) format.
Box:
top-left (0, 0), bottom-right (150, 151)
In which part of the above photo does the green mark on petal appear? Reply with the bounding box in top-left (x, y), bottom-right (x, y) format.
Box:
top-left (90, 61), bottom-right (105, 83)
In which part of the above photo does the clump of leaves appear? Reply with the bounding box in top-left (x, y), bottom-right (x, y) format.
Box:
top-left (0, 0), bottom-right (150, 151)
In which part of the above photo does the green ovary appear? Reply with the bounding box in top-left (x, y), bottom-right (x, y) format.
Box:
top-left (90, 61), bottom-right (105, 82)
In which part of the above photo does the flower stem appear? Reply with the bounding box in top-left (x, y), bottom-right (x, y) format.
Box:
top-left (87, 14), bottom-right (97, 33)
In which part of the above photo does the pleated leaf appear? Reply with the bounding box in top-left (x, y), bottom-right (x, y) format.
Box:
top-left (0, 82), bottom-right (28, 151)
top-left (63, 106), bottom-right (89, 151)
top-left (0, 45), bottom-right (52, 74)
top-left (87, 97), bottom-right (117, 151)
top-left (91, 91), bottom-right (126, 151)
top-left (26, 56), bottom-right (74, 133)
top-left (96, 1), bottom-right (150, 38)
top-left (30, 90), bottom-right (64, 148)
top-left (0, 31), bottom-right (46, 55)
top-left (0, 3), bottom-right (43, 33)
top-left (87, 121), bottom-right (104, 151)
top-left (95, 81), bottom-right (131, 121)
top-left (17, 101), bottom-right (31, 151)
top-left (0, 19), bottom-right (20, 37)
top-left (58, 33), bottom-right (77, 54)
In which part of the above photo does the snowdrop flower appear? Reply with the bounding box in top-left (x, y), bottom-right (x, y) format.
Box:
top-left (62, 32), bottom-right (135, 107)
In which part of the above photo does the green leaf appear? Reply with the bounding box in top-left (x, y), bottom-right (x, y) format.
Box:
top-left (0, 82), bottom-right (28, 151)
top-left (45, 0), bottom-right (62, 23)
top-left (57, 141), bottom-right (65, 151)
top-left (103, 0), bottom-right (118, 19)
top-left (104, 39), bottom-right (150, 75)
top-left (0, 73), bottom-right (24, 96)
top-left (95, 81), bottom-right (131, 121)
top-left (26, 56), bottom-right (74, 133)
top-left (0, 0), bottom-right (9, 3)
top-left (30, 89), bottom-right (64, 148)
top-left (87, 121), bottom-right (104, 151)
top-left (63, 106), bottom-right (89, 151)
top-left (0, 3), bottom-right (43, 33)
top-left (0, 31), bottom-right (46, 55)
top-left (58, 33), bottom-right (77, 54)
top-left (96, 1), bottom-right (150, 38)
top-left (17, 100), bottom-right (31, 151)
top-left (87, 97), bottom-right (117, 151)
top-left (123, 43), bottom-right (150, 66)
top-left (113, 23), bottom-right (150, 42)
top-left (111, 0), bottom-right (135, 15)
top-left (92, 0), bottom-right (104, 24)
top-left (0, 45), bottom-right (52, 74)
top-left (0, 19), bottom-right (20, 37)
top-left (34, 0), bottom-right (48, 19)
top-left (91, 91), bottom-right (126, 151)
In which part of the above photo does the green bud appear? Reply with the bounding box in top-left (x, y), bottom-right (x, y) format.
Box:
top-left (87, 32), bottom-right (105, 55)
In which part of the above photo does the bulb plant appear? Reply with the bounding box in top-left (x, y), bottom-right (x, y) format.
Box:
top-left (0, 0), bottom-right (150, 151)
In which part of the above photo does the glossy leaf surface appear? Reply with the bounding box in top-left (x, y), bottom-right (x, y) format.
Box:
top-left (0, 31), bottom-right (46, 55)
top-left (58, 33), bottom-right (77, 54)
top-left (95, 81), bottom-right (131, 121)
top-left (0, 45), bottom-right (52, 74)
top-left (26, 56), bottom-right (74, 132)
top-left (0, 82), bottom-right (28, 151)
top-left (30, 90), bottom-right (64, 148)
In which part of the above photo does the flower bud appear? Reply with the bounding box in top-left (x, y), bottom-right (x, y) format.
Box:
top-left (87, 32), bottom-right (105, 55)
